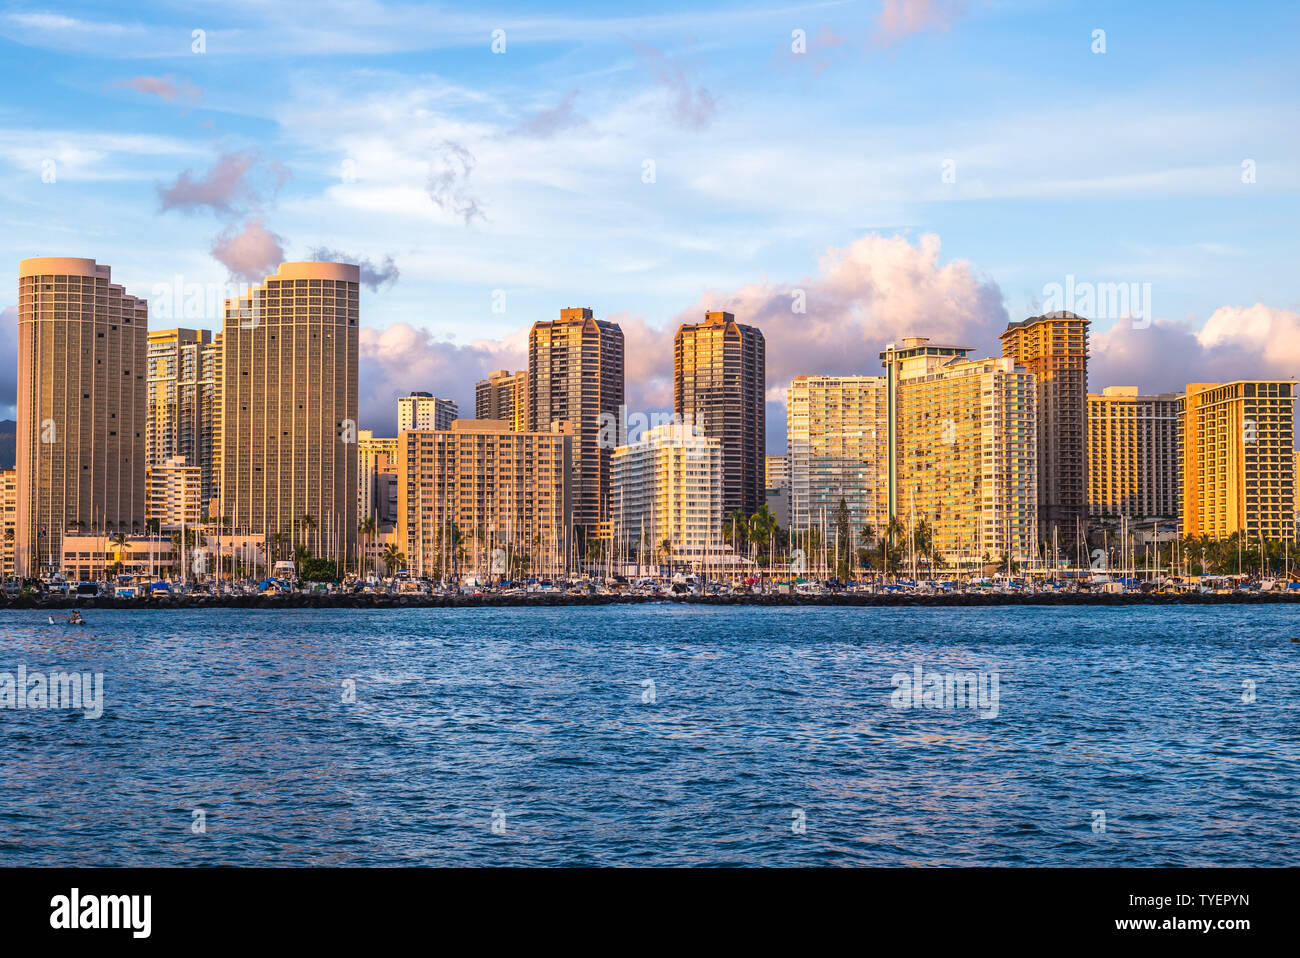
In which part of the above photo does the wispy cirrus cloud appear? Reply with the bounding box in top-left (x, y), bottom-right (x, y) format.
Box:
top-left (870, 0), bottom-right (964, 48)
top-left (308, 247), bottom-right (400, 291)
top-left (157, 150), bottom-right (289, 216)
top-left (426, 140), bottom-right (485, 225)
top-left (638, 45), bottom-right (718, 131)
top-left (113, 74), bottom-right (201, 106)
top-left (510, 90), bottom-right (584, 139)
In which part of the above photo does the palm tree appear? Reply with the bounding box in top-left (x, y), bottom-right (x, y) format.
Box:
top-left (723, 509), bottom-right (749, 553)
top-left (300, 513), bottom-right (317, 551)
top-left (661, 538), bottom-right (673, 573)
top-left (748, 504), bottom-right (777, 560)
top-left (381, 542), bottom-right (405, 577)
top-left (359, 515), bottom-right (376, 574)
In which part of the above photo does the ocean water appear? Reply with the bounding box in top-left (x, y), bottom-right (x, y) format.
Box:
top-left (1, 605), bottom-right (1297, 866)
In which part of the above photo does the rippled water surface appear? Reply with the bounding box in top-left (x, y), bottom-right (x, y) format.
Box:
top-left (2, 605), bottom-right (1297, 866)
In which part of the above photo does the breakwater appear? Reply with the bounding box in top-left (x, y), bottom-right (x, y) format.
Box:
top-left (8, 590), bottom-right (1300, 610)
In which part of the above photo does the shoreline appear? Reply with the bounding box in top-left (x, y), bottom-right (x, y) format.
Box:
top-left (8, 591), bottom-right (1300, 610)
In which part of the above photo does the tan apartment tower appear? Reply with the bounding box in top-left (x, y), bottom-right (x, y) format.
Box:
top-left (217, 261), bottom-right (359, 563)
top-left (1180, 381), bottom-right (1295, 541)
top-left (396, 419), bottom-right (573, 579)
top-left (476, 369), bottom-right (529, 431)
top-left (528, 307), bottom-right (624, 538)
top-left (1086, 386), bottom-right (1182, 530)
top-left (15, 257), bottom-right (148, 575)
top-left (786, 375), bottom-right (889, 535)
top-left (1000, 312), bottom-right (1089, 549)
top-left (674, 311), bottom-right (766, 518)
top-left (147, 328), bottom-right (219, 507)
top-left (881, 338), bottom-right (1038, 568)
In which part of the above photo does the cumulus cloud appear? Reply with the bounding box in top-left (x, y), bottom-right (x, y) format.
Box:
top-left (114, 74), bottom-right (200, 105)
top-left (358, 322), bottom-right (526, 433)
top-left (308, 247), bottom-right (399, 291)
top-left (871, 0), bottom-right (963, 48)
top-left (211, 216), bottom-right (287, 281)
top-left (1091, 305), bottom-right (1300, 394)
top-left (356, 233), bottom-right (1006, 449)
top-left (511, 89), bottom-right (584, 139)
top-left (426, 140), bottom-right (485, 225)
top-left (157, 150), bottom-right (289, 215)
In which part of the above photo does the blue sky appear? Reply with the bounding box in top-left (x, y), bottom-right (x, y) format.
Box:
top-left (2, 0), bottom-right (1298, 447)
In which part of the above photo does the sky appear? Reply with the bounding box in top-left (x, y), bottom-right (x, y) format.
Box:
top-left (0, 0), bottom-right (1297, 451)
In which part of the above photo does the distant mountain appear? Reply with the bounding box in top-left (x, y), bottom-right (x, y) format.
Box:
top-left (0, 419), bottom-right (14, 470)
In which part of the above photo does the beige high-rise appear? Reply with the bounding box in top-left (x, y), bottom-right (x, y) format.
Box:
top-left (146, 456), bottom-right (203, 529)
top-left (674, 311), bottom-right (766, 518)
top-left (1, 468), bottom-right (17, 578)
top-left (1180, 381), bottom-right (1295, 540)
top-left (147, 328), bottom-right (220, 507)
top-left (611, 422), bottom-right (723, 568)
top-left (397, 392), bottom-right (458, 431)
top-left (1086, 386), bottom-right (1181, 526)
top-left (217, 262), bottom-right (359, 560)
top-left (358, 429), bottom-right (398, 527)
top-left (1000, 312), bottom-right (1089, 546)
top-left (16, 257), bottom-right (148, 575)
top-left (528, 307), bottom-right (624, 536)
top-left (476, 369), bottom-right (529, 431)
top-left (881, 338), bottom-right (1038, 568)
top-left (396, 419), bottom-right (573, 578)
top-left (786, 375), bottom-right (889, 535)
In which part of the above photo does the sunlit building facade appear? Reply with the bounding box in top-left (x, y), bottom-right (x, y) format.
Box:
top-left (674, 311), bottom-right (766, 519)
top-left (528, 307), bottom-right (624, 536)
top-left (146, 455), bottom-right (203, 529)
top-left (1000, 312), bottom-right (1089, 548)
top-left (1086, 386), bottom-right (1181, 529)
top-left (15, 257), bottom-right (148, 575)
top-left (882, 338), bottom-right (1038, 568)
top-left (611, 422), bottom-right (722, 568)
top-left (396, 419), bottom-right (572, 578)
top-left (398, 392), bottom-right (458, 432)
top-left (476, 369), bottom-right (529, 431)
top-left (1179, 380), bottom-right (1295, 540)
top-left (217, 261), bottom-right (359, 561)
top-left (786, 375), bottom-right (889, 536)
top-left (147, 328), bottom-right (220, 509)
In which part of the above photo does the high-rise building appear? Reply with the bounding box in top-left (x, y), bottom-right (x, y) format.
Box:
top-left (786, 375), bottom-right (889, 536)
top-left (1086, 386), bottom-right (1181, 529)
top-left (396, 419), bottom-right (573, 578)
top-left (146, 328), bottom-right (220, 508)
top-left (881, 338), bottom-right (1037, 568)
top-left (765, 455), bottom-right (789, 490)
top-left (1180, 381), bottom-right (1295, 541)
top-left (611, 422), bottom-right (722, 568)
top-left (358, 429), bottom-right (399, 528)
top-left (15, 257), bottom-right (148, 575)
top-left (674, 311), bottom-right (766, 519)
top-left (528, 307), bottom-right (624, 536)
top-left (398, 392), bottom-right (458, 432)
top-left (1, 468), bottom-right (16, 578)
top-left (1000, 312), bottom-right (1089, 547)
top-left (217, 261), bottom-right (359, 562)
top-left (146, 456), bottom-right (203, 529)
top-left (476, 369), bottom-right (529, 431)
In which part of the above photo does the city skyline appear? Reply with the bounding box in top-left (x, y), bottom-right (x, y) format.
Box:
top-left (1, 1), bottom-right (1298, 450)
